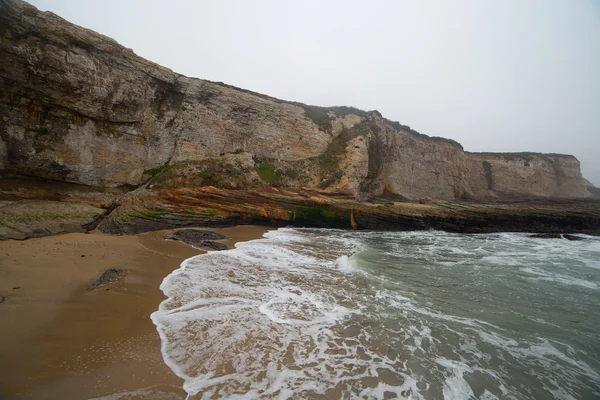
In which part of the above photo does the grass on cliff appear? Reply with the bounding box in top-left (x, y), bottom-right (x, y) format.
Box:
top-left (253, 158), bottom-right (308, 187)
top-left (144, 165), bottom-right (169, 178)
top-left (144, 159), bottom-right (251, 189)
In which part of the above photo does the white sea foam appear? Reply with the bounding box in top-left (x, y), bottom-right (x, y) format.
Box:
top-left (436, 358), bottom-right (475, 400)
top-left (152, 229), bottom-right (423, 398)
top-left (336, 254), bottom-right (360, 274)
top-left (520, 267), bottom-right (598, 289)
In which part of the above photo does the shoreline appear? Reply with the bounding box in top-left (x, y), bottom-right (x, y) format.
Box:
top-left (0, 225), bottom-right (269, 400)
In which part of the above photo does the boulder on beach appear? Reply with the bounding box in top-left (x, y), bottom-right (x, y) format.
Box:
top-left (165, 229), bottom-right (227, 248)
top-left (91, 268), bottom-right (123, 289)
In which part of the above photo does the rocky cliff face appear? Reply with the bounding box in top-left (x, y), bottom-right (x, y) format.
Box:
top-left (465, 152), bottom-right (589, 200)
top-left (0, 0), bottom-right (592, 201)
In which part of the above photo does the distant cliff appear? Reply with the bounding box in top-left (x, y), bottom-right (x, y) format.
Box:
top-left (0, 0), bottom-right (591, 201)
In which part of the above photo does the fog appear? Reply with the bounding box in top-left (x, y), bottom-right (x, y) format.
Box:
top-left (28, 0), bottom-right (600, 185)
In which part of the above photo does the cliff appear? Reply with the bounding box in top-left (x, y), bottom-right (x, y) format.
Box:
top-left (0, 0), bottom-right (592, 201)
top-left (0, 0), bottom-right (598, 239)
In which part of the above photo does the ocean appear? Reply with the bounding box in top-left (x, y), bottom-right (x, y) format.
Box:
top-left (151, 228), bottom-right (600, 399)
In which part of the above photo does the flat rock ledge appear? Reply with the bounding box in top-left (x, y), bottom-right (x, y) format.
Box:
top-left (0, 200), bottom-right (105, 240)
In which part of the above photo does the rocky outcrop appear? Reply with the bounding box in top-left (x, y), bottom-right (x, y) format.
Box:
top-left (465, 152), bottom-right (589, 200)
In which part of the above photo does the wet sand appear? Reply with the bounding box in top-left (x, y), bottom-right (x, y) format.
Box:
top-left (0, 225), bottom-right (269, 400)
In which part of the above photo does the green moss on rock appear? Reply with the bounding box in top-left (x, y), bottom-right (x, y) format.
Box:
top-left (254, 161), bottom-right (277, 182)
top-left (293, 205), bottom-right (349, 228)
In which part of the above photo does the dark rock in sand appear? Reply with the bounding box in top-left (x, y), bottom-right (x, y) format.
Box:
top-left (165, 229), bottom-right (227, 248)
top-left (0, 295), bottom-right (5, 304)
top-left (562, 234), bottom-right (584, 241)
top-left (530, 233), bottom-right (562, 239)
top-left (200, 240), bottom-right (228, 251)
top-left (91, 268), bottom-right (123, 289)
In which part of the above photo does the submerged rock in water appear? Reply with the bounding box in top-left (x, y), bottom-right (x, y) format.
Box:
top-left (165, 229), bottom-right (227, 248)
top-left (530, 233), bottom-right (585, 240)
top-left (562, 234), bottom-right (584, 241)
top-left (200, 240), bottom-right (228, 251)
top-left (91, 268), bottom-right (123, 289)
top-left (0, 295), bottom-right (5, 304)
top-left (530, 233), bottom-right (562, 239)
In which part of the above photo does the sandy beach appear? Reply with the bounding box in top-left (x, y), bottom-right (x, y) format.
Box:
top-left (0, 225), bottom-right (269, 400)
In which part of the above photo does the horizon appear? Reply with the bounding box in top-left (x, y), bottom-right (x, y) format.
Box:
top-left (27, 0), bottom-right (600, 186)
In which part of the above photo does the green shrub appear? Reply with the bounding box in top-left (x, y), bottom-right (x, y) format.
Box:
top-left (303, 107), bottom-right (333, 133)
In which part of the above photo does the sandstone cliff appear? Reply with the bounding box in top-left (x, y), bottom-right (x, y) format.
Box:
top-left (0, 0), bottom-right (592, 203)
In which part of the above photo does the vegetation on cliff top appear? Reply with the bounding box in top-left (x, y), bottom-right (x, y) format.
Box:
top-left (292, 102), bottom-right (463, 149)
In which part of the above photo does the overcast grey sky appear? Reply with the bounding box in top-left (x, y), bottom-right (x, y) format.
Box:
top-left (28, 0), bottom-right (600, 185)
